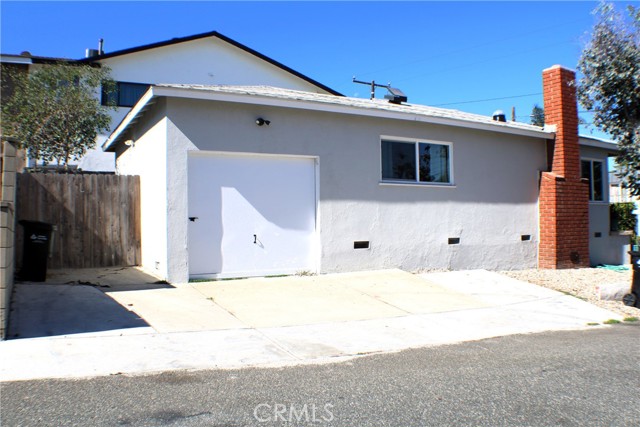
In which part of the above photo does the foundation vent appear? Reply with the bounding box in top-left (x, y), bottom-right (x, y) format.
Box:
top-left (354, 241), bottom-right (370, 249)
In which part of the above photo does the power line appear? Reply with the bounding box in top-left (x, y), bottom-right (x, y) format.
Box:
top-left (356, 16), bottom-right (592, 79)
top-left (433, 92), bottom-right (542, 107)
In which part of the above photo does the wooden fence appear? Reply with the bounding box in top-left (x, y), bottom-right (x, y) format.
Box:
top-left (16, 173), bottom-right (140, 269)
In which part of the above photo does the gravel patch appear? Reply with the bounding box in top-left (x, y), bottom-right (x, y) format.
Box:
top-left (499, 268), bottom-right (639, 318)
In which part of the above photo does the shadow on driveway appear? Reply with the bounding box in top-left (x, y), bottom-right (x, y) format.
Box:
top-left (7, 267), bottom-right (168, 339)
top-left (7, 284), bottom-right (153, 339)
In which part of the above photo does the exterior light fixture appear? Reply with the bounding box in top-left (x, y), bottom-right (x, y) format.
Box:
top-left (255, 118), bottom-right (271, 126)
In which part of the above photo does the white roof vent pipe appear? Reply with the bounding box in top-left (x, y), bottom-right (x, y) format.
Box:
top-left (492, 110), bottom-right (507, 122)
top-left (85, 39), bottom-right (104, 58)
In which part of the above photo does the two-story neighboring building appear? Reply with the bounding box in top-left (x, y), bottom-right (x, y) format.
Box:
top-left (1, 31), bottom-right (340, 171)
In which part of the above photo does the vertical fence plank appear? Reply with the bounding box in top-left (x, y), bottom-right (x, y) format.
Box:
top-left (15, 173), bottom-right (140, 269)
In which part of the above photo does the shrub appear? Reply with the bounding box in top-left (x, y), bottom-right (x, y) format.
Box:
top-left (610, 202), bottom-right (637, 232)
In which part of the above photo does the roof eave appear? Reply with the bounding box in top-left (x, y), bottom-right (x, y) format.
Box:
top-left (77, 30), bottom-right (342, 96)
top-left (106, 86), bottom-right (553, 150)
top-left (154, 86), bottom-right (554, 139)
top-left (102, 88), bottom-right (157, 152)
top-left (579, 136), bottom-right (619, 152)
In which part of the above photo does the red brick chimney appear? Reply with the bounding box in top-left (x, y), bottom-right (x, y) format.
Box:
top-left (539, 65), bottom-right (590, 269)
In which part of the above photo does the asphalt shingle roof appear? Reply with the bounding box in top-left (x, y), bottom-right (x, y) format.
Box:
top-left (156, 84), bottom-right (550, 134)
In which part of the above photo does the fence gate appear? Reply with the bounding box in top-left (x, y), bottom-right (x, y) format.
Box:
top-left (16, 173), bottom-right (140, 269)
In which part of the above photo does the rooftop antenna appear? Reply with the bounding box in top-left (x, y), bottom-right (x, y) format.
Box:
top-left (352, 77), bottom-right (408, 104)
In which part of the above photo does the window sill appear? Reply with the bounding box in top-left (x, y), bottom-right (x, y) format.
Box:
top-left (379, 181), bottom-right (456, 188)
top-left (610, 230), bottom-right (633, 236)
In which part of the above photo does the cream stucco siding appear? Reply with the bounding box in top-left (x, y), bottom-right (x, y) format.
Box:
top-left (115, 100), bottom-right (171, 279)
top-left (128, 97), bottom-right (547, 282)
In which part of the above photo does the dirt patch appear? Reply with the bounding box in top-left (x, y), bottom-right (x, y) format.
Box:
top-left (499, 268), bottom-right (638, 318)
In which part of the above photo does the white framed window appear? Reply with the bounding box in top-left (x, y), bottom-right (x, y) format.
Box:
top-left (102, 81), bottom-right (150, 107)
top-left (381, 137), bottom-right (453, 185)
top-left (581, 158), bottom-right (604, 202)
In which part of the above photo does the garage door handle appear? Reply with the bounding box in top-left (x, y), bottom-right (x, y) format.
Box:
top-left (253, 234), bottom-right (257, 244)
top-left (189, 217), bottom-right (198, 222)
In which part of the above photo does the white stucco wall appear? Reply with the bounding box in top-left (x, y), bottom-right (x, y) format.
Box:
top-left (127, 98), bottom-right (547, 282)
top-left (114, 101), bottom-right (170, 278)
top-left (83, 36), bottom-right (334, 172)
top-left (580, 145), bottom-right (631, 265)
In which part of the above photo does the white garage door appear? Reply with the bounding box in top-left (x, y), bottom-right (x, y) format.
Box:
top-left (188, 152), bottom-right (318, 279)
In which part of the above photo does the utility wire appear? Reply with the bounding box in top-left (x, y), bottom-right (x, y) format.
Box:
top-left (356, 16), bottom-right (592, 79)
top-left (433, 92), bottom-right (542, 107)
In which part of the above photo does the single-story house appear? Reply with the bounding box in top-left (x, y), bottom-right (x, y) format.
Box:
top-left (103, 65), bottom-right (627, 283)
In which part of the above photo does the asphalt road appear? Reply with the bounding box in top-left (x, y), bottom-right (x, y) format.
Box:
top-left (2, 324), bottom-right (639, 427)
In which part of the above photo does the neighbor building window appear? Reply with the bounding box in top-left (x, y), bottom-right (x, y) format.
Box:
top-left (581, 159), bottom-right (604, 201)
top-left (102, 82), bottom-right (150, 107)
top-left (381, 139), bottom-right (452, 184)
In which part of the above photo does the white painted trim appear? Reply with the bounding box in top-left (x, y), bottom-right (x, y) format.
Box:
top-left (155, 86), bottom-right (553, 138)
top-left (105, 86), bottom-right (555, 151)
top-left (0, 55), bottom-right (32, 65)
top-left (102, 87), bottom-right (156, 151)
top-left (581, 156), bottom-right (607, 203)
top-left (380, 136), bottom-right (455, 186)
top-left (313, 156), bottom-right (321, 276)
top-left (579, 137), bottom-right (618, 151)
top-left (378, 182), bottom-right (457, 189)
top-left (190, 268), bottom-right (304, 280)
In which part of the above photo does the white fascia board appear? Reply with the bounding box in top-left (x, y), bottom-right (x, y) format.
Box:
top-left (0, 55), bottom-right (32, 65)
top-left (579, 137), bottom-right (619, 152)
top-left (152, 86), bottom-right (555, 140)
top-left (102, 88), bottom-right (157, 151)
top-left (107, 86), bottom-right (554, 150)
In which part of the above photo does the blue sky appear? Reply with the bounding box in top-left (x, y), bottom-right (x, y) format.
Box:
top-left (0, 1), bottom-right (633, 137)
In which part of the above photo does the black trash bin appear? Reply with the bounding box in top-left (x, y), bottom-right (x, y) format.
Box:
top-left (19, 220), bottom-right (54, 282)
top-left (623, 251), bottom-right (640, 309)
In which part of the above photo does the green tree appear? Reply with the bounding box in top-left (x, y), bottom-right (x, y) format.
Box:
top-left (530, 104), bottom-right (545, 127)
top-left (1, 63), bottom-right (115, 169)
top-left (577, 2), bottom-right (640, 196)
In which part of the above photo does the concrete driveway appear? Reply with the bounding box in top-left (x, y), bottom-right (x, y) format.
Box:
top-left (0, 267), bottom-right (622, 381)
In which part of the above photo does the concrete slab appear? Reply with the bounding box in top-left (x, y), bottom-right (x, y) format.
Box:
top-left (191, 273), bottom-right (409, 327)
top-left (422, 270), bottom-right (569, 306)
top-left (106, 286), bottom-right (246, 332)
top-left (0, 328), bottom-right (298, 381)
top-left (0, 268), bottom-right (626, 382)
top-left (8, 284), bottom-right (152, 339)
top-left (346, 269), bottom-right (486, 313)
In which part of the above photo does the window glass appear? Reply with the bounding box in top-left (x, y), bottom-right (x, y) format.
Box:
top-left (101, 85), bottom-right (118, 106)
top-left (381, 140), bottom-right (416, 181)
top-left (101, 82), bottom-right (149, 107)
top-left (118, 83), bottom-right (149, 107)
top-left (581, 159), bottom-right (604, 201)
top-left (581, 160), bottom-right (591, 182)
top-left (419, 142), bottom-right (450, 183)
top-left (382, 139), bottom-right (452, 184)
top-left (592, 161), bottom-right (603, 201)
